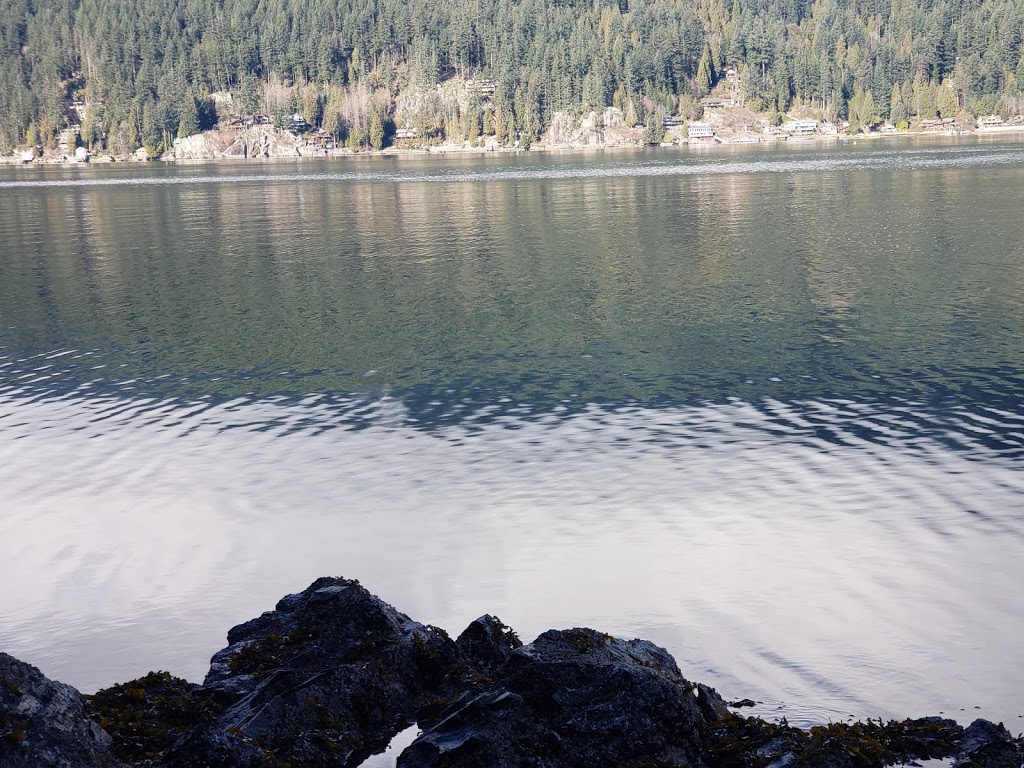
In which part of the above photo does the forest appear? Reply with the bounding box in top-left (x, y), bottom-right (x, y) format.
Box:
top-left (1, 0), bottom-right (1023, 153)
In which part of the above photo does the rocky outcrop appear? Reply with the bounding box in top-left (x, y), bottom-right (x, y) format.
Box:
top-left (169, 126), bottom-right (303, 160)
top-left (0, 652), bottom-right (123, 768)
top-left (400, 627), bottom-right (720, 768)
top-left (162, 577), bottom-right (458, 768)
top-left (953, 718), bottom-right (1024, 768)
top-left (543, 108), bottom-right (643, 148)
top-left (4, 577), bottom-right (1023, 768)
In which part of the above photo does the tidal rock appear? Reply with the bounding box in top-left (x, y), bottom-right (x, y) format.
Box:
top-left (454, 615), bottom-right (522, 676)
top-left (952, 719), bottom-right (1024, 768)
top-left (0, 652), bottom-right (122, 768)
top-left (710, 714), bottom-right (966, 768)
top-left (87, 671), bottom-right (222, 766)
top-left (164, 577), bottom-right (458, 768)
top-left (399, 627), bottom-right (714, 767)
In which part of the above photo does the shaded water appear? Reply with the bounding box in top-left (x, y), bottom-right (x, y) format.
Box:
top-left (1, 140), bottom-right (1023, 745)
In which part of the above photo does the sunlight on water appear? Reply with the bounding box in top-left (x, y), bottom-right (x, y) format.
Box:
top-left (0, 387), bottom-right (1022, 732)
top-left (2, 140), bottom-right (1024, 763)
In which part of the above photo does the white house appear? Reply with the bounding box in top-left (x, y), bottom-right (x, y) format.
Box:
top-left (782, 119), bottom-right (818, 135)
top-left (688, 121), bottom-right (714, 140)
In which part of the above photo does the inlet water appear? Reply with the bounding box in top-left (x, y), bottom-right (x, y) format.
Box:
top-left (1, 140), bottom-right (1022, 743)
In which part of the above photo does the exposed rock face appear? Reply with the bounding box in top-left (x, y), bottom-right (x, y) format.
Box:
top-left (0, 652), bottom-right (122, 768)
top-left (399, 627), bottom-right (720, 768)
top-left (163, 577), bottom-right (458, 768)
top-left (953, 719), bottom-right (1024, 768)
top-left (170, 126), bottom-right (302, 160)
top-left (543, 108), bottom-right (641, 147)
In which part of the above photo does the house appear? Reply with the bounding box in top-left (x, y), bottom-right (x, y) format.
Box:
top-left (701, 97), bottom-right (735, 109)
top-left (688, 121), bottom-right (714, 141)
top-left (307, 130), bottom-right (336, 150)
top-left (395, 127), bottom-right (420, 140)
top-left (820, 121), bottom-right (838, 135)
top-left (724, 68), bottom-right (739, 83)
top-left (661, 115), bottom-right (683, 127)
top-left (291, 113), bottom-right (308, 131)
top-left (782, 119), bottom-right (817, 135)
top-left (978, 114), bottom-right (1003, 128)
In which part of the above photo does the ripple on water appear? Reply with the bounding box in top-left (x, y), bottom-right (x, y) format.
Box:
top-left (0, 384), bottom-right (1022, 733)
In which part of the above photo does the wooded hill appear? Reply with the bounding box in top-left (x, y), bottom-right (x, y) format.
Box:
top-left (1, 0), bottom-right (1023, 154)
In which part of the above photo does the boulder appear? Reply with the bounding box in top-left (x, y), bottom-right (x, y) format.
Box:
top-left (399, 627), bottom-right (716, 767)
top-left (0, 652), bottom-right (122, 768)
top-left (952, 719), bottom-right (1024, 768)
top-left (162, 577), bottom-right (457, 768)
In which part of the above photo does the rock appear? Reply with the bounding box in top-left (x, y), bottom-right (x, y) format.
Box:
top-left (696, 683), bottom-right (731, 723)
top-left (86, 671), bottom-right (222, 766)
top-left (728, 698), bottom-right (758, 708)
top-left (0, 652), bottom-right (123, 768)
top-left (399, 627), bottom-right (713, 767)
top-left (710, 714), bottom-right (966, 768)
top-left (453, 615), bottom-right (522, 676)
top-left (164, 577), bottom-right (458, 768)
top-left (952, 719), bottom-right (1024, 768)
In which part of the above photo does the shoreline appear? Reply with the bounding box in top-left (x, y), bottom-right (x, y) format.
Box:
top-left (2, 577), bottom-right (1023, 768)
top-left (4, 125), bottom-right (1024, 167)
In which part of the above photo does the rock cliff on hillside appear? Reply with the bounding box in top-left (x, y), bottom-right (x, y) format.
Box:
top-left (544, 107), bottom-right (643, 147)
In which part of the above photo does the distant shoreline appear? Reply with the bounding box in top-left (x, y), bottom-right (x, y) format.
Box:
top-left (4, 125), bottom-right (1024, 166)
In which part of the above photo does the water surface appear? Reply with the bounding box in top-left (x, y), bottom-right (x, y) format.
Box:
top-left (1, 140), bottom-right (1022, 749)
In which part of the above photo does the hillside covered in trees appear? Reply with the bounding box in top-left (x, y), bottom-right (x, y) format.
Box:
top-left (1, 0), bottom-right (1023, 154)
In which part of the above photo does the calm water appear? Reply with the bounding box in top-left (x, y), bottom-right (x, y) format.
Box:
top-left (1, 140), bottom-right (1023, 750)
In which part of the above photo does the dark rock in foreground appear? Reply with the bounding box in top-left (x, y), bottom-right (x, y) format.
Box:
top-left (0, 652), bottom-right (123, 768)
top-left (953, 718), bottom-right (1024, 768)
top-left (400, 627), bottom-right (720, 768)
top-left (164, 577), bottom-right (458, 768)
top-left (3, 577), bottom-right (1023, 768)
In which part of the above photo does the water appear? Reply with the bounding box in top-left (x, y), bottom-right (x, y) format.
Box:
top-left (1, 140), bottom-right (1023, 749)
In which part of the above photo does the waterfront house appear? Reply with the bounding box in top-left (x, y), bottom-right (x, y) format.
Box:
top-left (700, 97), bottom-right (735, 109)
top-left (661, 115), bottom-right (683, 128)
top-left (688, 121), bottom-right (714, 141)
top-left (395, 127), bottom-right (420, 140)
top-left (978, 114), bottom-right (1003, 127)
top-left (291, 114), bottom-right (308, 132)
top-left (782, 119), bottom-right (817, 135)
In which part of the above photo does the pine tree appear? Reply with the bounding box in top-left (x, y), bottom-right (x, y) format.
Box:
top-left (369, 109), bottom-right (384, 149)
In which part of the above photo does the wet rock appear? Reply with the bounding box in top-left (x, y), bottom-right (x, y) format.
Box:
top-left (399, 627), bottom-right (713, 767)
top-left (952, 719), bottom-right (1024, 768)
top-left (454, 615), bottom-right (522, 676)
top-left (0, 652), bottom-right (122, 768)
top-left (696, 683), bottom-right (732, 723)
top-left (86, 671), bottom-right (222, 766)
top-left (710, 714), bottom-right (966, 768)
top-left (729, 698), bottom-right (758, 708)
top-left (164, 577), bottom-right (458, 768)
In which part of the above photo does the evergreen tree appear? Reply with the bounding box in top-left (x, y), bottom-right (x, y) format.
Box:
top-left (369, 109), bottom-right (384, 149)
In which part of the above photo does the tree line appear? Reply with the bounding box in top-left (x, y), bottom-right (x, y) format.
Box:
top-left (1, 0), bottom-right (1023, 153)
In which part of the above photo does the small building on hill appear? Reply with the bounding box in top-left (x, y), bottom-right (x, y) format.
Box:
top-left (782, 119), bottom-right (818, 135)
top-left (688, 121), bottom-right (714, 141)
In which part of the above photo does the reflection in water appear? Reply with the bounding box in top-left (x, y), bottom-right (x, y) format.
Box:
top-left (1, 142), bottom-right (1024, 749)
top-left (0, 389), bottom-right (1022, 731)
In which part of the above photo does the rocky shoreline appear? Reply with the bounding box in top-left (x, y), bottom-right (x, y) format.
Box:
top-left (2, 577), bottom-right (1021, 768)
